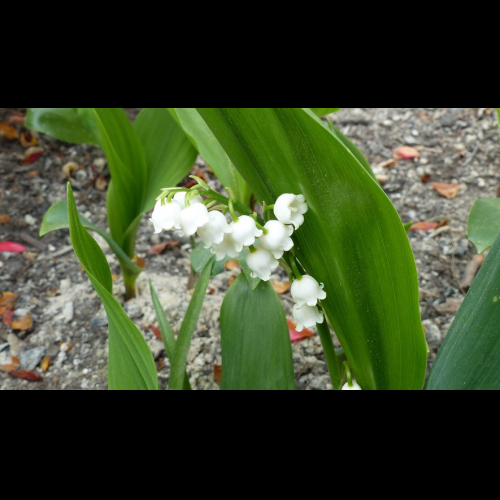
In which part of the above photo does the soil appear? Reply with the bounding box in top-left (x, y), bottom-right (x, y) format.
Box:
top-left (1, 107), bottom-right (499, 390)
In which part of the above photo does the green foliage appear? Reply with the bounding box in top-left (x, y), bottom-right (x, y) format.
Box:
top-left (310, 108), bottom-right (341, 117)
top-left (67, 184), bottom-right (158, 391)
top-left (220, 275), bottom-right (295, 390)
top-left (197, 107), bottom-right (428, 390)
top-left (426, 232), bottom-right (500, 390)
top-left (468, 198), bottom-right (500, 254)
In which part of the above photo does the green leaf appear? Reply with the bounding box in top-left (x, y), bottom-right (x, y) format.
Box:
top-left (169, 258), bottom-right (214, 390)
top-left (310, 108), bottom-right (341, 117)
top-left (426, 232), bottom-right (500, 390)
top-left (134, 108), bottom-right (198, 212)
top-left (168, 108), bottom-right (252, 206)
top-left (39, 200), bottom-right (142, 279)
top-left (197, 108), bottom-right (427, 391)
top-left (468, 198), bottom-right (500, 253)
top-left (26, 108), bottom-right (100, 146)
top-left (220, 275), bottom-right (295, 390)
top-left (150, 281), bottom-right (191, 390)
top-left (67, 184), bottom-right (157, 390)
top-left (328, 120), bottom-right (377, 181)
top-left (92, 108), bottom-right (148, 253)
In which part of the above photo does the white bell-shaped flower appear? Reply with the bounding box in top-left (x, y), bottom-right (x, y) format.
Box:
top-left (342, 381), bottom-right (362, 391)
top-left (150, 199), bottom-right (183, 234)
top-left (174, 191), bottom-right (203, 208)
top-left (291, 275), bottom-right (327, 307)
top-left (246, 247), bottom-right (279, 282)
top-left (177, 203), bottom-right (210, 237)
top-left (274, 194), bottom-right (308, 229)
top-left (211, 233), bottom-right (240, 262)
top-left (230, 216), bottom-right (263, 252)
top-left (198, 211), bottom-right (232, 248)
top-left (292, 304), bottom-right (324, 333)
top-left (259, 220), bottom-right (294, 259)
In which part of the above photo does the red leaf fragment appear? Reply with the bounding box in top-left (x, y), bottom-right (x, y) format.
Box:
top-left (0, 242), bottom-right (27, 253)
top-left (9, 370), bottom-right (44, 382)
top-left (410, 222), bottom-right (440, 232)
top-left (288, 320), bottom-right (315, 343)
top-left (394, 147), bottom-right (420, 161)
top-left (149, 325), bottom-right (162, 341)
top-left (149, 241), bottom-right (179, 255)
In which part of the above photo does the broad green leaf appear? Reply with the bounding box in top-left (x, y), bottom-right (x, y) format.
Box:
top-left (426, 232), bottom-right (500, 390)
top-left (191, 243), bottom-right (228, 276)
top-left (220, 275), bottom-right (295, 390)
top-left (197, 108), bottom-right (427, 391)
top-left (328, 120), bottom-right (377, 181)
top-left (169, 258), bottom-right (214, 390)
top-left (39, 200), bottom-right (142, 279)
top-left (92, 108), bottom-right (148, 252)
top-left (26, 108), bottom-right (100, 146)
top-left (67, 184), bottom-right (158, 390)
top-left (168, 108), bottom-right (252, 206)
top-left (134, 108), bottom-right (198, 212)
top-left (468, 198), bottom-right (500, 254)
top-left (310, 108), bottom-right (341, 117)
top-left (150, 281), bottom-right (191, 390)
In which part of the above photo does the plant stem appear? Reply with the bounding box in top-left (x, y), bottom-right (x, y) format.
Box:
top-left (123, 266), bottom-right (138, 300)
top-left (316, 320), bottom-right (344, 390)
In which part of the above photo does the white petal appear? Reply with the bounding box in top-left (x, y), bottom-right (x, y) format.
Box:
top-left (246, 247), bottom-right (279, 282)
top-left (274, 194), bottom-right (308, 229)
top-left (178, 203), bottom-right (210, 236)
top-left (230, 216), bottom-right (263, 251)
top-left (292, 304), bottom-right (324, 330)
top-left (150, 200), bottom-right (183, 233)
top-left (291, 275), bottom-right (327, 308)
top-left (211, 233), bottom-right (239, 261)
top-left (174, 192), bottom-right (203, 209)
top-left (260, 220), bottom-right (294, 259)
top-left (342, 382), bottom-right (362, 391)
top-left (197, 211), bottom-right (231, 248)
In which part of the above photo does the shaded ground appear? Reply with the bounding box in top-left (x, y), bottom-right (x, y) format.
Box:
top-left (1, 107), bottom-right (499, 390)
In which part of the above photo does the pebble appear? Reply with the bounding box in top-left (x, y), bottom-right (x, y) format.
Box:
top-left (435, 298), bottom-right (464, 315)
top-left (62, 302), bottom-right (74, 323)
top-left (424, 321), bottom-right (442, 348)
top-left (20, 347), bottom-right (45, 371)
top-left (7, 333), bottom-right (26, 357)
top-left (148, 339), bottom-right (165, 360)
top-left (24, 214), bottom-right (36, 226)
top-left (124, 302), bottom-right (144, 320)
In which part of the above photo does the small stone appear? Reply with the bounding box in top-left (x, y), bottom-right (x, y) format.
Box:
top-left (148, 339), bottom-right (165, 360)
top-left (62, 302), bottom-right (74, 323)
top-left (45, 345), bottom-right (60, 358)
top-left (124, 302), bottom-right (143, 320)
top-left (24, 214), bottom-right (36, 226)
top-left (93, 158), bottom-right (107, 172)
top-left (20, 347), bottom-right (45, 371)
top-left (441, 114), bottom-right (455, 128)
top-left (477, 178), bottom-right (486, 188)
top-left (7, 333), bottom-right (26, 357)
top-left (424, 321), bottom-right (442, 348)
top-left (451, 247), bottom-right (468, 258)
top-left (75, 169), bottom-right (88, 183)
top-left (435, 298), bottom-right (463, 315)
top-left (91, 315), bottom-right (108, 332)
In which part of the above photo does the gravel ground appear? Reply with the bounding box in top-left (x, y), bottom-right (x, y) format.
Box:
top-left (1, 107), bottom-right (499, 390)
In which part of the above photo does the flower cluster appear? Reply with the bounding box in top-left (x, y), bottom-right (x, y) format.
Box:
top-left (151, 186), bottom-right (327, 332)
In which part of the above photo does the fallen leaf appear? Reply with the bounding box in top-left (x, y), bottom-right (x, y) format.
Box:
top-left (0, 122), bottom-right (19, 140)
top-left (0, 292), bottom-right (18, 315)
top-left (288, 320), bottom-right (315, 343)
top-left (376, 174), bottom-right (389, 185)
top-left (149, 325), bottom-right (162, 341)
top-left (214, 365), bottom-right (222, 384)
top-left (156, 358), bottom-right (165, 370)
top-left (27, 170), bottom-right (40, 178)
top-left (132, 256), bottom-right (146, 269)
top-left (272, 281), bottom-right (291, 294)
top-left (8, 112), bottom-right (25, 126)
top-left (0, 215), bottom-right (10, 224)
top-left (224, 260), bottom-right (240, 271)
top-left (12, 313), bottom-right (33, 332)
top-left (111, 274), bottom-right (119, 282)
top-left (150, 241), bottom-right (179, 255)
top-left (9, 370), bottom-right (44, 382)
top-left (207, 288), bottom-right (216, 295)
top-left (0, 356), bottom-right (20, 373)
top-left (95, 176), bottom-right (108, 191)
top-left (377, 159), bottom-right (397, 169)
top-left (20, 132), bottom-right (37, 148)
top-left (394, 146), bottom-right (420, 161)
top-left (228, 275), bottom-right (237, 287)
top-left (40, 357), bottom-right (51, 372)
top-left (193, 166), bottom-right (209, 182)
top-left (23, 147), bottom-right (44, 165)
top-left (62, 162), bottom-right (83, 179)
top-left (0, 242), bottom-right (27, 253)
top-left (2, 310), bottom-right (15, 326)
top-left (421, 173), bottom-right (432, 183)
top-left (410, 222), bottom-right (440, 232)
top-left (431, 183), bottom-right (460, 199)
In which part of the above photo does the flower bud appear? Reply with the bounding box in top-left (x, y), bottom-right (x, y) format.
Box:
top-left (292, 304), bottom-right (324, 333)
top-left (150, 199), bottom-right (183, 234)
top-left (291, 275), bottom-right (327, 307)
top-left (198, 211), bottom-right (232, 248)
top-left (259, 220), bottom-right (294, 259)
top-left (230, 216), bottom-right (263, 252)
top-left (246, 247), bottom-right (279, 282)
top-left (274, 194), bottom-right (308, 229)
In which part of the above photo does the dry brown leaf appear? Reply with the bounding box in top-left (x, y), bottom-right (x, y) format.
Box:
top-left (150, 241), bottom-right (179, 255)
top-left (207, 288), bottom-right (216, 295)
top-left (149, 325), bottom-right (162, 341)
top-left (2, 310), bottom-right (14, 326)
top-left (9, 370), bottom-right (44, 382)
top-left (377, 159), bottom-right (397, 169)
top-left (0, 122), bottom-right (19, 140)
top-left (20, 132), bottom-right (37, 148)
top-left (132, 256), bottom-right (146, 269)
top-left (288, 320), bottom-right (315, 343)
top-left (394, 147), bottom-right (420, 161)
top-left (410, 222), bottom-right (440, 232)
top-left (95, 176), bottom-right (108, 191)
top-left (228, 275), bottom-right (237, 287)
top-left (62, 162), bottom-right (83, 179)
top-left (8, 112), bottom-right (25, 126)
top-left (431, 183), bottom-right (460, 199)
top-left (224, 260), bottom-right (240, 271)
top-left (40, 357), bottom-right (51, 372)
top-left (214, 365), bottom-right (222, 384)
top-left (0, 292), bottom-right (18, 309)
top-left (12, 313), bottom-right (33, 332)
top-left (111, 274), bottom-right (119, 282)
top-left (272, 281), bottom-right (291, 295)
top-left (0, 356), bottom-right (20, 373)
